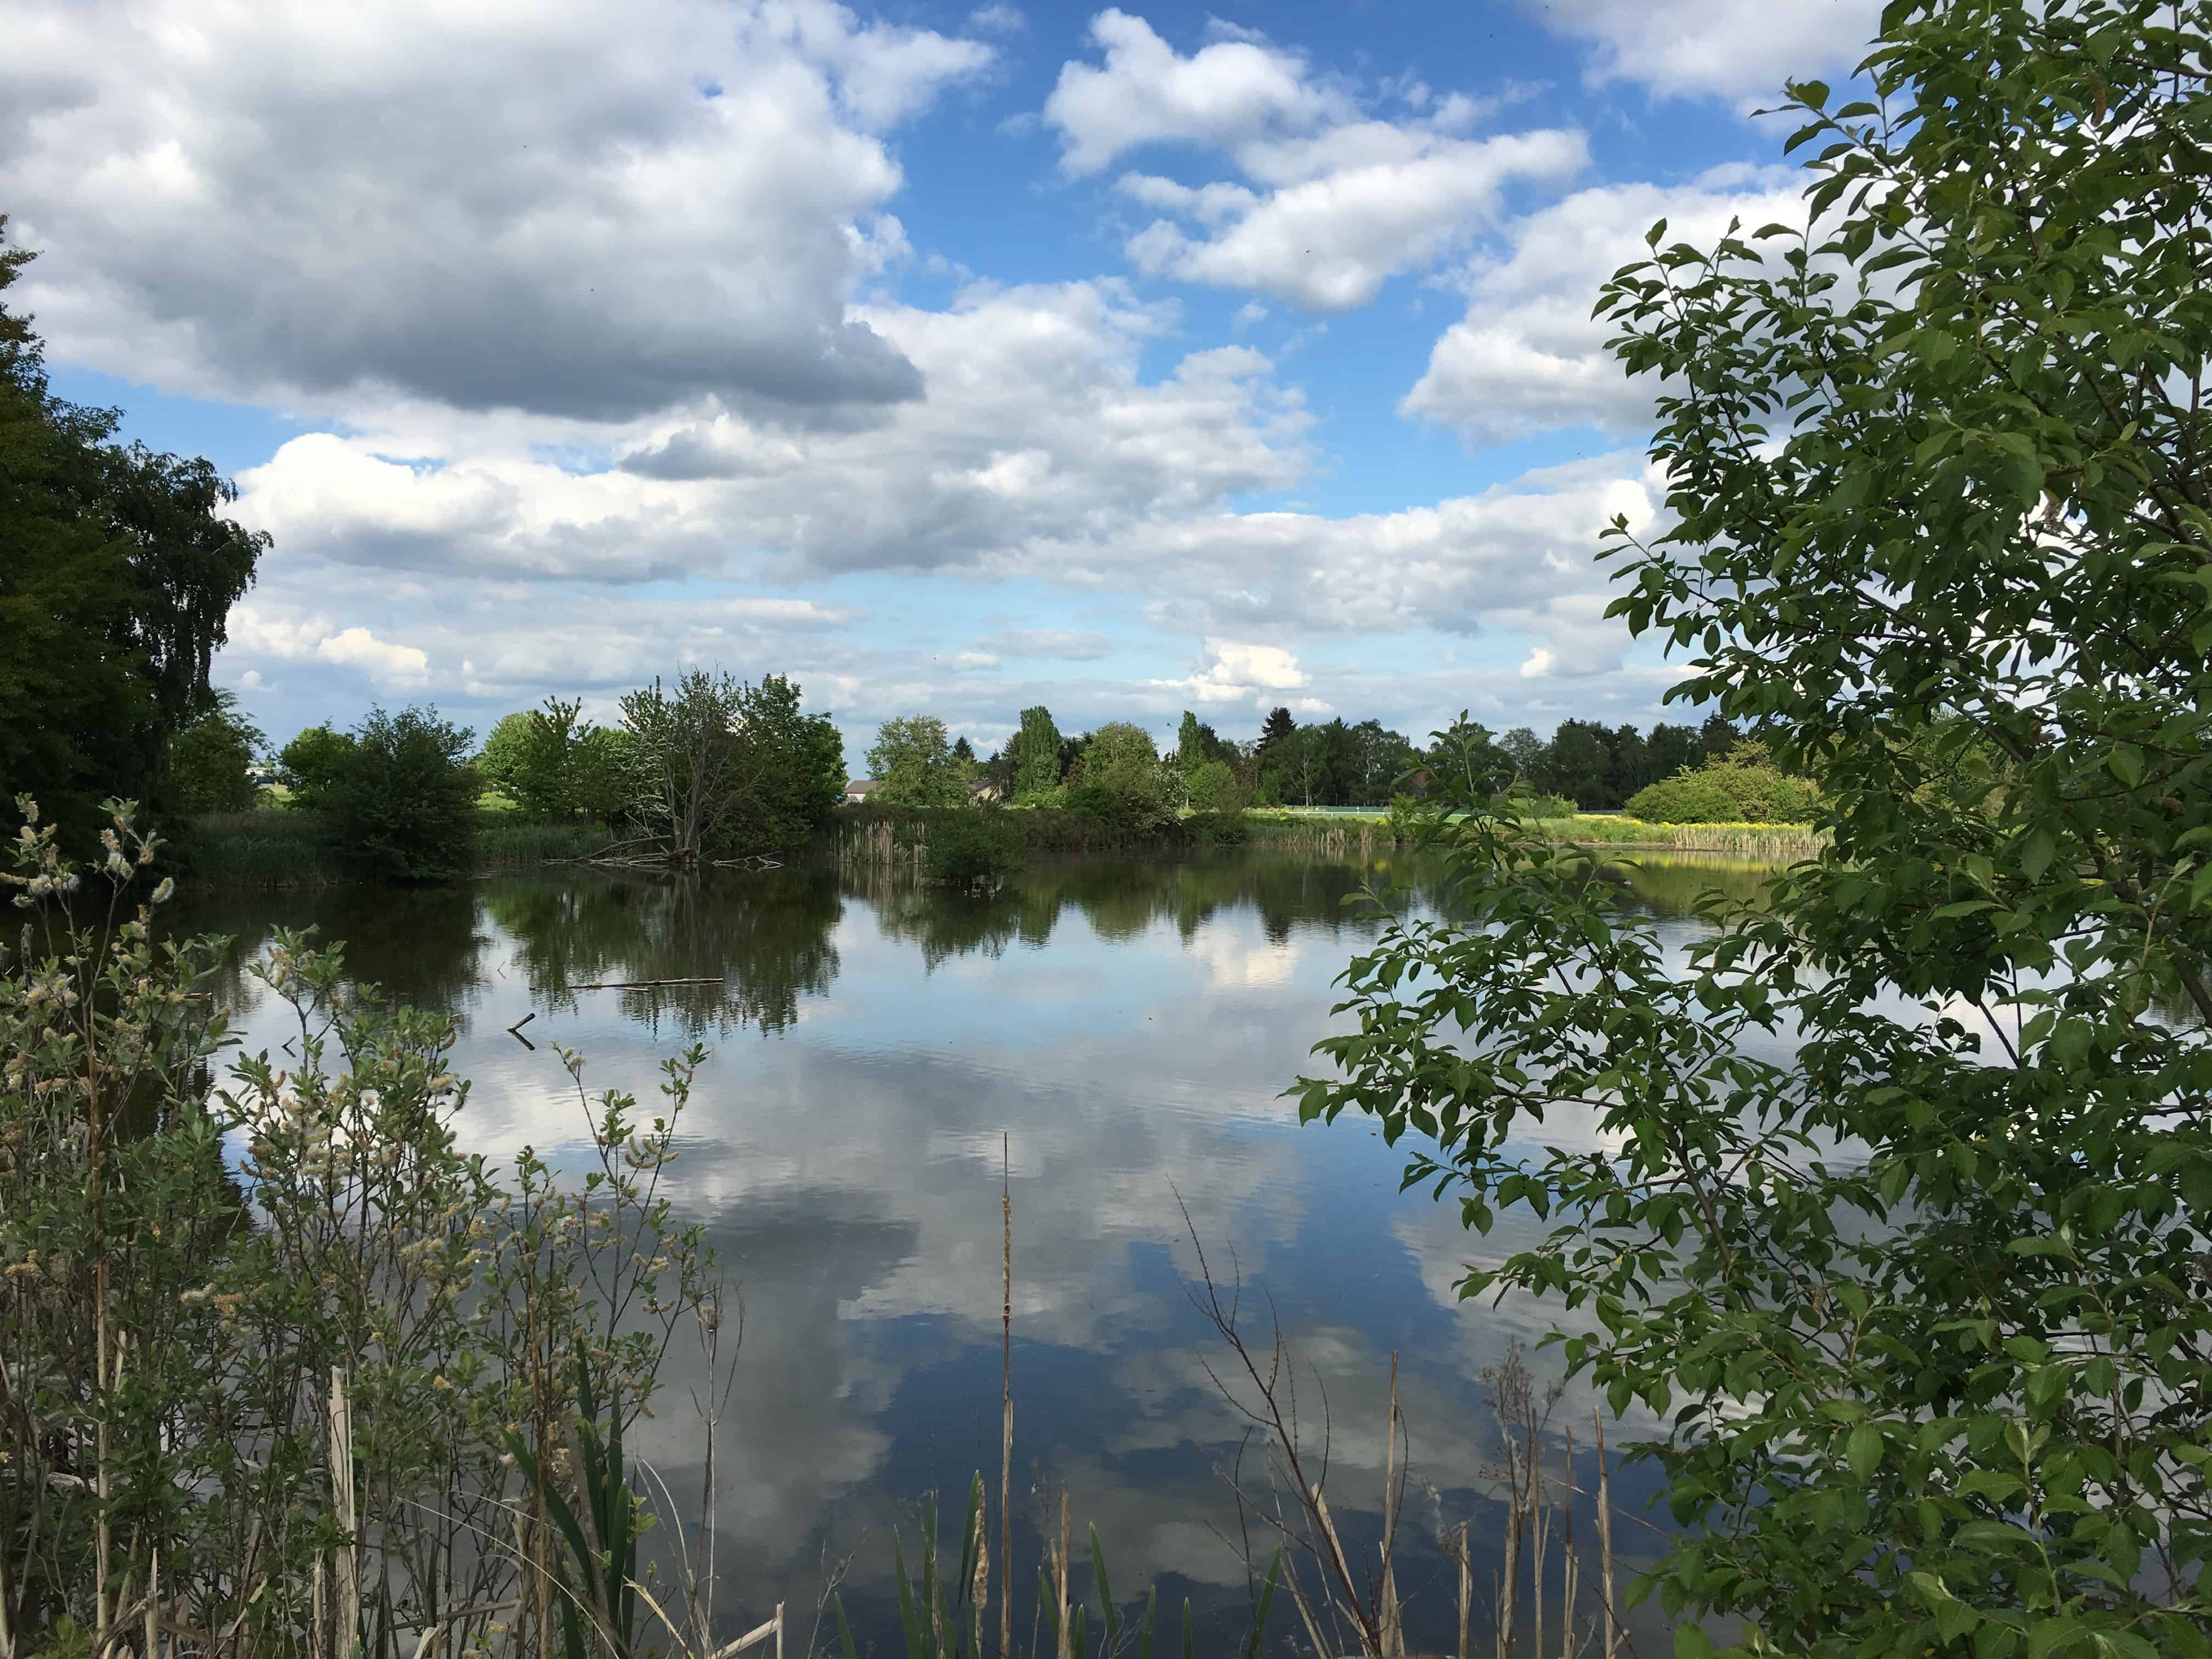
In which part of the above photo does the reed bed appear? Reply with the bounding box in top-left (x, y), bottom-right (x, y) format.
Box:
top-left (184, 808), bottom-right (345, 888)
top-left (837, 814), bottom-right (929, 872)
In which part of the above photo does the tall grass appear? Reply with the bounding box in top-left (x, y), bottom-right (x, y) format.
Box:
top-left (185, 807), bottom-right (343, 888)
top-left (476, 817), bottom-right (616, 868)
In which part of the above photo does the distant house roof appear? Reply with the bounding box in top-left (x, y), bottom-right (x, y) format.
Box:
top-left (844, 778), bottom-right (882, 795)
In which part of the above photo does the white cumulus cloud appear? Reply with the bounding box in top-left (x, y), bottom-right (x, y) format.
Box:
top-left (1402, 167), bottom-right (1804, 443)
top-left (1048, 10), bottom-right (1583, 311)
top-left (1529, 0), bottom-right (1883, 107)
top-left (1044, 10), bottom-right (1351, 176)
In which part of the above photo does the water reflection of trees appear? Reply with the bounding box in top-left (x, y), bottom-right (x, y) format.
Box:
top-left (483, 867), bottom-right (842, 1036)
top-left (852, 853), bottom-right (1455, 968)
top-left (181, 883), bottom-right (492, 1020)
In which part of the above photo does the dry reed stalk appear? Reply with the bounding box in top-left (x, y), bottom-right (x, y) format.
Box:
top-left (1530, 1425), bottom-right (1551, 1659)
top-left (330, 1367), bottom-right (360, 1658)
top-left (1594, 1414), bottom-right (1619, 1659)
top-left (1379, 1354), bottom-right (1403, 1659)
top-left (1056, 1492), bottom-right (1072, 1659)
top-left (1001, 1136), bottom-right (1015, 1659)
top-left (1279, 1550), bottom-right (1334, 1659)
top-left (1456, 1523), bottom-right (1471, 1659)
top-left (1561, 1423), bottom-right (1575, 1659)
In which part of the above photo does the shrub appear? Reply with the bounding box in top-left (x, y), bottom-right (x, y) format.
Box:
top-left (325, 706), bottom-right (480, 881)
top-left (1185, 809), bottom-right (1251, 847)
top-left (1626, 744), bottom-right (1821, 823)
top-left (1623, 772), bottom-right (1744, 823)
top-left (923, 810), bottom-right (1027, 891)
top-left (1063, 780), bottom-right (1142, 835)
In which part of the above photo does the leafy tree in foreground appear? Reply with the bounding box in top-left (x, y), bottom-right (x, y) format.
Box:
top-left (326, 705), bottom-right (479, 882)
top-left (1303, 5), bottom-right (2212, 1655)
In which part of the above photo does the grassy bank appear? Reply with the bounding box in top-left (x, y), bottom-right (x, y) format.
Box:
top-left (184, 807), bottom-right (614, 888)
top-left (1243, 808), bottom-right (1826, 861)
top-left (836, 800), bottom-right (1254, 859)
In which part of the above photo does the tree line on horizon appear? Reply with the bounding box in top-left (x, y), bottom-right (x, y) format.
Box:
top-left (855, 702), bottom-right (1758, 814)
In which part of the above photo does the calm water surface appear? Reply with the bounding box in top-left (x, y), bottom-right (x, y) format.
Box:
top-left (177, 850), bottom-right (1771, 1652)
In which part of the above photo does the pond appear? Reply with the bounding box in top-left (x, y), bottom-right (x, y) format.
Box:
top-left (175, 849), bottom-right (1777, 1655)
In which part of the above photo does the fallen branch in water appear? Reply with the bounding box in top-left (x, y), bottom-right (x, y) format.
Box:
top-left (568, 977), bottom-right (723, 990)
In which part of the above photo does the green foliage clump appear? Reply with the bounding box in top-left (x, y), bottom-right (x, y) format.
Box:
top-left (1302, 7), bottom-right (2212, 1654)
top-left (1626, 743), bottom-right (1821, 824)
top-left (165, 691), bottom-right (264, 814)
top-left (923, 810), bottom-right (1027, 891)
top-left (324, 705), bottom-right (480, 882)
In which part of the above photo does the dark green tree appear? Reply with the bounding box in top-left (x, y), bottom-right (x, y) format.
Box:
top-left (1532, 719), bottom-right (1612, 808)
top-left (732, 675), bottom-right (845, 852)
top-left (276, 724), bottom-right (357, 810)
top-left (1305, 5), bottom-right (2212, 1652)
top-left (1646, 720), bottom-right (1700, 780)
top-left (0, 221), bottom-right (265, 828)
top-left (1604, 722), bottom-right (1652, 805)
top-left (165, 690), bottom-right (264, 814)
top-left (1692, 712), bottom-right (1738, 767)
top-left (325, 706), bottom-right (479, 882)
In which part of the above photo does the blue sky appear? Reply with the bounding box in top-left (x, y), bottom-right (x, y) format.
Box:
top-left (7, 0), bottom-right (1882, 764)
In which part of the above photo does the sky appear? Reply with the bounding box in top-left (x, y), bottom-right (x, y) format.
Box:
top-left (3, 0), bottom-right (1884, 764)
